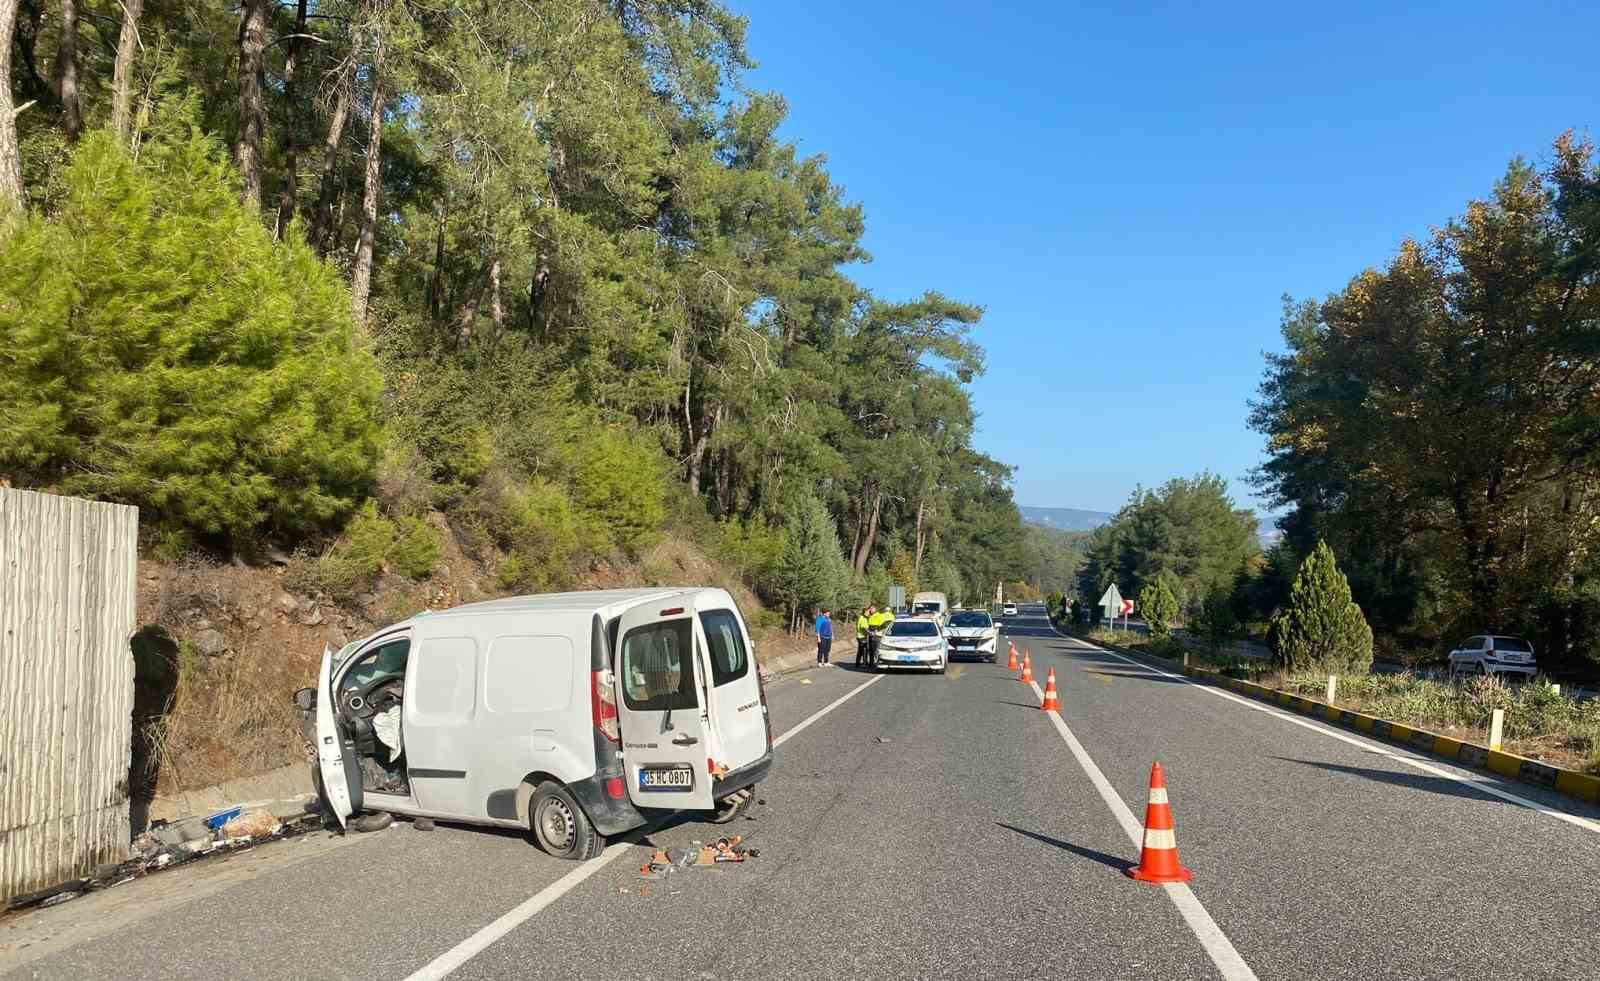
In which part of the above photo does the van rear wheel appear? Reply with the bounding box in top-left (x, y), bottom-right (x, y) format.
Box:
top-left (530, 781), bottom-right (605, 861)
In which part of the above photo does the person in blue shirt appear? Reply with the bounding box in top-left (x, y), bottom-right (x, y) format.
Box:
top-left (814, 607), bottom-right (833, 666)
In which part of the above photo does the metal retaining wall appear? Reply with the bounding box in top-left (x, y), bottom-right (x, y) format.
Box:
top-left (0, 488), bottom-right (138, 900)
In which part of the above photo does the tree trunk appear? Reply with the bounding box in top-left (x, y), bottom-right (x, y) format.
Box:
top-left (686, 401), bottom-right (718, 497)
top-left (488, 253), bottom-right (504, 341)
top-left (913, 499), bottom-right (927, 578)
top-left (234, 0), bottom-right (269, 209)
top-left (51, 0), bottom-right (79, 140)
top-left (853, 488), bottom-right (882, 573)
top-left (348, 72), bottom-right (383, 327)
top-left (309, 80), bottom-right (350, 256)
top-left (0, 0), bottom-right (23, 212)
top-left (273, 0), bottom-right (309, 238)
top-left (109, 0), bottom-right (142, 141)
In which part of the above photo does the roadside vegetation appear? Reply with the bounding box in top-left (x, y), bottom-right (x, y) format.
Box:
top-left (0, 1), bottom-right (1061, 793)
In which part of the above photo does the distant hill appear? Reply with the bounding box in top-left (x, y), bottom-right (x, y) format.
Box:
top-left (1019, 506), bottom-right (1112, 531)
top-left (1025, 503), bottom-right (1284, 550)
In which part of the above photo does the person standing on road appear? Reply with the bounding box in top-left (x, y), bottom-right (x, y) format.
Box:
top-left (866, 605), bottom-right (890, 668)
top-left (814, 607), bottom-right (834, 666)
top-left (856, 607), bottom-right (871, 666)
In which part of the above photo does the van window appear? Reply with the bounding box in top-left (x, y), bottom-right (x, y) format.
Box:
top-left (340, 636), bottom-right (410, 694)
top-left (700, 609), bottom-right (749, 687)
top-left (621, 619), bottom-right (698, 711)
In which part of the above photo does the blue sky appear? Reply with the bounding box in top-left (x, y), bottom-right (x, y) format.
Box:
top-left (732, 0), bottom-right (1597, 516)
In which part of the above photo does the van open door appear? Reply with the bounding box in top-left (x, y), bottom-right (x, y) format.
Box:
top-left (613, 603), bottom-right (716, 810)
top-left (314, 645), bottom-right (357, 828)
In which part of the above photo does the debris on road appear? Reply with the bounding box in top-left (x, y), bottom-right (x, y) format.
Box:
top-left (639, 836), bottom-right (759, 879)
top-left (220, 809), bottom-right (282, 839)
top-left (413, 817), bottom-right (435, 832)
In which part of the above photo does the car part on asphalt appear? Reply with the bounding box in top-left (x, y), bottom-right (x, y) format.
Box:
top-left (638, 835), bottom-right (759, 878)
top-left (348, 811), bottom-right (394, 833)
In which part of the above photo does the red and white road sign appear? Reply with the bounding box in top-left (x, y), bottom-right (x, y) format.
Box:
top-left (1119, 599), bottom-right (1135, 616)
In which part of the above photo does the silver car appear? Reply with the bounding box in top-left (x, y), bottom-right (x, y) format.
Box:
top-left (1447, 635), bottom-right (1537, 679)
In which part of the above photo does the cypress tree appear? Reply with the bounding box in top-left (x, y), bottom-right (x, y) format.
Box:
top-left (1271, 540), bottom-right (1374, 672)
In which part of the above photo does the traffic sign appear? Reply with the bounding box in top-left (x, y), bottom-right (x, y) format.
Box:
top-left (1120, 599), bottom-right (1134, 616)
top-left (1098, 584), bottom-right (1123, 618)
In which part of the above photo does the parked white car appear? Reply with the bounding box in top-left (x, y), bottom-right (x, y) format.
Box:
top-left (1446, 635), bottom-right (1537, 679)
top-left (1002, 602), bottom-right (1018, 616)
top-left (298, 588), bottom-right (773, 861)
top-left (944, 609), bottom-right (999, 662)
top-left (877, 617), bottom-right (947, 673)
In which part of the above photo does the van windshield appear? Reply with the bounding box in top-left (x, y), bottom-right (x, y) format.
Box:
top-left (912, 602), bottom-right (942, 615)
top-left (620, 619), bottom-right (698, 711)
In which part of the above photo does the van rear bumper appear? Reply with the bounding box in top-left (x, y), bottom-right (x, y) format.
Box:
top-left (713, 749), bottom-right (772, 798)
top-left (570, 771), bottom-right (648, 837)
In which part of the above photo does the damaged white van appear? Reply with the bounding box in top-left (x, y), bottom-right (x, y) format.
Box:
top-left (296, 588), bottom-right (773, 860)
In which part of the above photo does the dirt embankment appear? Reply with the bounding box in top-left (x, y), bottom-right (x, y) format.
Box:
top-left (136, 520), bottom-right (809, 800)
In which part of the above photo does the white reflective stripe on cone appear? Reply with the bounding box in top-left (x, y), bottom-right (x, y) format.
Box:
top-left (1142, 827), bottom-right (1177, 850)
top-left (1147, 788), bottom-right (1168, 804)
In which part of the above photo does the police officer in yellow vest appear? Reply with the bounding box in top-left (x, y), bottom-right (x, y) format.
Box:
top-left (866, 606), bottom-right (893, 668)
top-left (856, 607), bottom-right (872, 666)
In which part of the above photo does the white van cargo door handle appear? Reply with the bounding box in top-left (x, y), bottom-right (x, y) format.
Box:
top-left (671, 733), bottom-right (699, 746)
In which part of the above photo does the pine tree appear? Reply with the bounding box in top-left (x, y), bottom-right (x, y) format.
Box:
top-left (1140, 574), bottom-right (1180, 638)
top-left (0, 124), bottom-right (382, 543)
top-left (775, 495), bottom-right (849, 629)
top-left (1271, 541), bottom-right (1374, 672)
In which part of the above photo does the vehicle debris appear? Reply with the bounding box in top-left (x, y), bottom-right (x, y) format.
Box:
top-left (638, 836), bottom-right (759, 878)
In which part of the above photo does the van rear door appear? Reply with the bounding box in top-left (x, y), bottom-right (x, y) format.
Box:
top-left (613, 603), bottom-right (715, 810)
top-left (695, 601), bottom-right (769, 772)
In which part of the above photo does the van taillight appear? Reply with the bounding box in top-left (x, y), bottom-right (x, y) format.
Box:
top-left (591, 669), bottom-right (619, 743)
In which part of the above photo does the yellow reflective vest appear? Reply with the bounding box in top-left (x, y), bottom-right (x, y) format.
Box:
top-left (856, 615), bottom-right (869, 639)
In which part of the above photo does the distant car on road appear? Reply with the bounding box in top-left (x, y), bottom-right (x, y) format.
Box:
top-left (1447, 635), bottom-right (1537, 679)
top-left (944, 610), bottom-right (998, 662)
top-left (1002, 602), bottom-right (1018, 616)
top-left (877, 617), bottom-right (947, 673)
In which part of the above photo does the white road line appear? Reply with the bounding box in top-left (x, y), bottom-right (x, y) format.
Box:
top-left (773, 673), bottom-right (885, 747)
top-left (1027, 679), bottom-right (1258, 981)
top-left (401, 673), bottom-right (886, 981)
top-left (1056, 637), bottom-right (1600, 836)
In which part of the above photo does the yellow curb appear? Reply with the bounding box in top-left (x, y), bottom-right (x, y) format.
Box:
top-left (1276, 692), bottom-right (1293, 706)
top-left (1389, 723), bottom-right (1414, 742)
top-left (1485, 750), bottom-right (1524, 779)
top-left (1554, 770), bottom-right (1600, 804)
top-left (1350, 713), bottom-right (1376, 733)
top-left (1433, 735), bottom-right (1465, 760)
top-left (1321, 704), bottom-right (1341, 722)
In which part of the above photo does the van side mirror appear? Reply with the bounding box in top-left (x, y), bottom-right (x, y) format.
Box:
top-left (293, 687), bottom-right (316, 712)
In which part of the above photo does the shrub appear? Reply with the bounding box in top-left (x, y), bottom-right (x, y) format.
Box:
top-left (0, 126), bottom-right (382, 543)
top-left (571, 427), bottom-right (667, 557)
top-left (284, 502), bottom-right (441, 599)
top-left (1194, 589), bottom-right (1238, 651)
top-left (492, 478), bottom-right (586, 592)
top-left (1140, 575), bottom-right (1180, 638)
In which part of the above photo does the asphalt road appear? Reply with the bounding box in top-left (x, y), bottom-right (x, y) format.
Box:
top-left (6, 604), bottom-right (1599, 980)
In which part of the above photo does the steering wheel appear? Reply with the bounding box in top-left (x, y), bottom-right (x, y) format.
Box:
top-left (342, 676), bottom-right (403, 722)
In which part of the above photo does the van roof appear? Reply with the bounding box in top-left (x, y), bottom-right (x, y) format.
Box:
top-left (400, 587), bottom-right (709, 624)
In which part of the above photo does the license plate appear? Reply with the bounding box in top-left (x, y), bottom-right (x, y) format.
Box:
top-left (896, 653), bottom-right (920, 662)
top-left (639, 765), bottom-right (695, 791)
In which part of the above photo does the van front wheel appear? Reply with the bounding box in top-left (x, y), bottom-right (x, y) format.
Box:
top-left (530, 781), bottom-right (605, 861)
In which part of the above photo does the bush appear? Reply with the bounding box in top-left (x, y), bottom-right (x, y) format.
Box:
top-left (284, 502), bottom-right (442, 599)
top-left (1194, 590), bottom-right (1239, 651)
top-left (489, 478), bottom-right (587, 592)
top-left (1272, 540), bottom-right (1374, 673)
top-left (571, 427), bottom-right (667, 557)
top-left (0, 126), bottom-right (382, 544)
top-left (1140, 575), bottom-right (1180, 638)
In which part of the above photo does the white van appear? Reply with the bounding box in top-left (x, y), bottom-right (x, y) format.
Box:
top-left (910, 591), bottom-right (949, 623)
top-left (299, 588), bottom-right (773, 860)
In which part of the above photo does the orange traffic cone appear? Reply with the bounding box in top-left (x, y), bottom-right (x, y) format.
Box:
top-left (1041, 668), bottom-right (1061, 711)
top-left (1019, 651), bottom-right (1034, 684)
top-left (1127, 762), bottom-right (1193, 883)
top-left (1006, 642), bottom-right (1018, 671)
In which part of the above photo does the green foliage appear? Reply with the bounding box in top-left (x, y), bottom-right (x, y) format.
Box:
top-left (483, 478), bottom-right (588, 593)
top-left (1251, 137), bottom-right (1600, 670)
top-left (887, 550), bottom-right (919, 600)
top-left (774, 494), bottom-right (851, 625)
top-left (571, 427), bottom-right (667, 557)
top-left (0, 128), bottom-right (382, 544)
top-left (285, 502), bottom-right (441, 600)
top-left (1272, 541), bottom-right (1374, 673)
top-left (1140, 575), bottom-right (1180, 638)
top-left (1195, 590), bottom-right (1239, 652)
top-left (1076, 474), bottom-right (1259, 623)
top-left (713, 517), bottom-right (788, 595)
